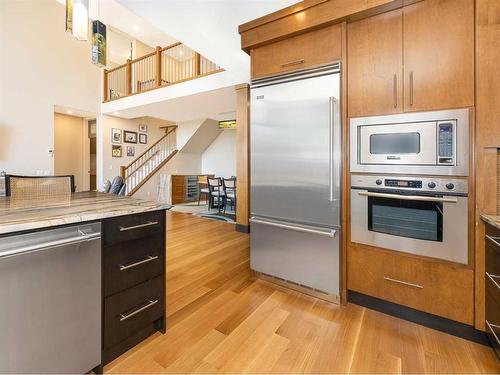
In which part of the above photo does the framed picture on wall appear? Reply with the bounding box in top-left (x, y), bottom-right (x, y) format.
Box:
top-left (124, 130), bottom-right (137, 144)
top-left (126, 146), bottom-right (135, 157)
top-left (112, 145), bottom-right (122, 157)
top-left (111, 128), bottom-right (122, 144)
top-left (139, 133), bottom-right (147, 144)
top-left (139, 124), bottom-right (148, 132)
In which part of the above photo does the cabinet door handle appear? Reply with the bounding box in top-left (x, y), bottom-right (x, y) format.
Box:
top-left (384, 276), bottom-right (423, 289)
top-left (120, 255), bottom-right (159, 271)
top-left (410, 71), bottom-right (414, 106)
top-left (486, 235), bottom-right (500, 248)
top-left (280, 59), bottom-right (305, 68)
top-left (119, 221), bottom-right (158, 232)
top-left (119, 299), bottom-right (159, 322)
top-left (393, 74), bottom-right (398, 108)
top-left (486, 272), bottom-right (500, 291)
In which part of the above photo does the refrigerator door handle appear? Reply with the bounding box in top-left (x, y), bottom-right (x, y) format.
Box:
top-left (250, 217), bottom-right (337, 238)
top-left (329, 97), bottom-right (339, 202)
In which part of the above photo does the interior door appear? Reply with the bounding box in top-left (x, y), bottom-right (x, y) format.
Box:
top-left (403, 0), bottom-right (474, 112)
top-left (251, 72), bottom-right (341, 227)
top-left (347, 8), bottom-right (403, 117)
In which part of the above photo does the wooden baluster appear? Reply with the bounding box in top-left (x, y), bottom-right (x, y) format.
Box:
top-left (103, 69), bottom-right (109, 101)
top-left (156, 46), bottom-right (162, 88)
top-left (126, 59), bottom-right (132, 95)
top-left (195, 52), bottom-right (201, 76)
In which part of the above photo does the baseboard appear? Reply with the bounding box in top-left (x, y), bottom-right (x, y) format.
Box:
top-left (235, 224), bottom-right (250, 233)
top-left (348, 290), bottom-right (490, 346)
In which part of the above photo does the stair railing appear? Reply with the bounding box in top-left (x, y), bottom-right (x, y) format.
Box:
top-left (120, 127), bottom-right (178, 195)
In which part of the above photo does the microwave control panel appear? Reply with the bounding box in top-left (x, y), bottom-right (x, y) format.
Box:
top-left (437, 121), bottom-right (455, 165)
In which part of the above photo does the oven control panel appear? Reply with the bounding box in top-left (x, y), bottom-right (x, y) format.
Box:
top-left (351, 174), bottom-right (468, 195)
top-left (385, 179), bottom-right (422, 188)
top-left (437, 121), bottom-right (455, 165)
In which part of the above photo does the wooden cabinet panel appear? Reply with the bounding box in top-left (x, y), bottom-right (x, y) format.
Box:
top-left (403, 0), bottom-right (474, 112)
top-left (347, 9), bottom-right (403, 117)
top-left (171, 175), bottom-right (186, 205)
top-left (348, 244), bottom-right (474, 324)
top-left (251, 24), bottom-right (342, 79)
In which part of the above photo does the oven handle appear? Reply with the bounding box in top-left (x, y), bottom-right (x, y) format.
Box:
top-left (357, 191), bottom-right (458, 203)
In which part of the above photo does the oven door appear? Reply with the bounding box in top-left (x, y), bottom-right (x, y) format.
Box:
top-left (350, 189), bottom-right (468, 264)
top-left (359, 122), bottom-right (437, 165)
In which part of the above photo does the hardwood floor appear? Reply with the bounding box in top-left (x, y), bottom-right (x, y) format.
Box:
top-left (105, 211), bottom-right (499, 373)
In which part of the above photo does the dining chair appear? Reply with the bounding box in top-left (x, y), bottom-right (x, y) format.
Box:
top-left (223, 178), bottom-right (236, 213)
top-left (207, 177), bottom-right (225, 212)
top-left (197, 175), bottom-right (209, 206)
top-left (5, 174), bottom-right (75, 199)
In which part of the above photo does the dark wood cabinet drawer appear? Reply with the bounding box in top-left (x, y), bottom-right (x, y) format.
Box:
top-left (486, 226), bottom-right (500, 277)
top-left (104, 233), bottom-right (164, 296)
top-left (103, 211), bottom-right (164, 246)
top-left (104, 276), bottom-right (164, 350)
top-left (486, 279), bottom-right (500, 358)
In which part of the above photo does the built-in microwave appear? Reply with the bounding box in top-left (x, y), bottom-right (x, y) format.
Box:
top-left (350, 109), bottom-right (469, 176)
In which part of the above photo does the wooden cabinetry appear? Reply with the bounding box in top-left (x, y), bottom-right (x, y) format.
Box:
top-left (348, 244), bottom-right (474, 324)
top-left (347, 9), bottom-right (403, 117)
top-left (403, 0), bottom-right (474, 112)
top-left (347, 0), bottom-right (474, 117)
top-left (251, 24), bottom-right (342, 79)
top-left (485, 223), bottom-right (500, 357)
top-left (101, 210), bottom-right (166, 365)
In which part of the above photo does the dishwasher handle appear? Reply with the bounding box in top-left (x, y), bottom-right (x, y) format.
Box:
top-left (0, 231), bottom-right (101, 260)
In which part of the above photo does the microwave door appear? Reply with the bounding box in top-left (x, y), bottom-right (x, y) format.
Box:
top-left (359, 122), bottom-right (437, 165)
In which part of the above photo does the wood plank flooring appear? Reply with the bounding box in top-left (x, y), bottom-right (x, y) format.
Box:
top-left (105, 211), bottom-right (499, 373)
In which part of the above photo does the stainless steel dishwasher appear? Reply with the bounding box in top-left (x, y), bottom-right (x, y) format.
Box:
top-left (0, 222), bottom-right (102, 373)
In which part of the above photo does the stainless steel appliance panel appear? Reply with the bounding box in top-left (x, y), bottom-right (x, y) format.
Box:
top-left (251, 70), bottom-right (341, 227)
top-left (350, 108), bottom-right (469, 176)
top-left (0, 223), bottom-right (102, 373)
top-left (350, 175), bottom-right (468, 264)
top-left (250, 217), bottom-right (340, 295)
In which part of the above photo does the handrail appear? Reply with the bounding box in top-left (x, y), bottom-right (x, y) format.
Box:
top-left (103, 42), bottom-right (223, 102)
top-left (127, 150), bottom-right (160, 177)
top-left (124, 126), bottom-right (177, 170)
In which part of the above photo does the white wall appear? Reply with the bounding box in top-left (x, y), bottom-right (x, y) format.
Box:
top-left (0, 0), bottom-right (100, 175)
top-left (201, 130), bottom-right (236, 178)
top-left (101, 115), bottom-right (165, 183)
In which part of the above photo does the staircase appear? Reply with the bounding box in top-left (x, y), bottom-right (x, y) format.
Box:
top-left (120, 126), bottom-right (178, 196)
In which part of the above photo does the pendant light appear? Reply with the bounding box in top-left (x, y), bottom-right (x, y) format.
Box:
top-left (92, 0), bottom-right (107, 66)
top-left (72, 0), bottom-right (89, 41)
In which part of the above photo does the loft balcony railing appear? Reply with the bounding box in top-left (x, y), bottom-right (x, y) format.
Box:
top-left (103, 42), bottom-right (223, 102)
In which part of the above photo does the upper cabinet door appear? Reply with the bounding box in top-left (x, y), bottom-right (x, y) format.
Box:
top-left (403, 0), bottom-right (474, 112)
top-left (347, 9), bottom-right (403, 118)
top-left (251, 24), bottom-right (342, 79)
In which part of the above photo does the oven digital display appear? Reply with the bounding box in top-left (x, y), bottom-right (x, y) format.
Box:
top-left (384, 179), bottom-right (422, 188)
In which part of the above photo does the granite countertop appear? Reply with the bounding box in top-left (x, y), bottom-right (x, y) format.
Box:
top-left (0, 191), bottom-right (172, 235)
top-left (481, 213), bottom-right (500, 230)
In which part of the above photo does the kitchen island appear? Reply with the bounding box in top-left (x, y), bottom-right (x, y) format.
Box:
top-left (0, 192), bottom-right (171, 373)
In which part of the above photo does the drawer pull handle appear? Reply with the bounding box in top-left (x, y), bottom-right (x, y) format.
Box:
top-left (486, 320), bottom-right (500, 346)
top-left (280, 59), bottom-right (305, 68)
top-left (383, 276), bottom-right (423, 289)
top-left (119, 299), bottom-right (159, 322)
top-left (120, 255), bottom-right (159, 271)
top-left (486, 272), bottom-right (500, 291)
top-left (486, 235), bottom-right (500, 248)
top-left (119, 221), bottom-right (159, 232)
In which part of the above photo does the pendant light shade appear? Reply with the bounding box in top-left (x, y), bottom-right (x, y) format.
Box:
top-left (72, 0), bottom-right (89, 41)
top-left (92, 20), bottom-right (107, 67)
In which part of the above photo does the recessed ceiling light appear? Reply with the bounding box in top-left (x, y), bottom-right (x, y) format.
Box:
top-left (133, 25), bottom-right (140, 31)
top-left (114, 111), bottom-right (120, 116)
top-left (67, 110), bottom-right (73, 115)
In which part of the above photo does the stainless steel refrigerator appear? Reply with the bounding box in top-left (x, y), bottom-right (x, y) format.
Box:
top-left (250, 64), bottom-right (341, 301)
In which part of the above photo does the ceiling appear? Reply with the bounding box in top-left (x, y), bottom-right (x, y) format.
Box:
top-left (113, 85), bottom-right (237, 123)
top-left (117, 0), bottom-right (300, 82)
